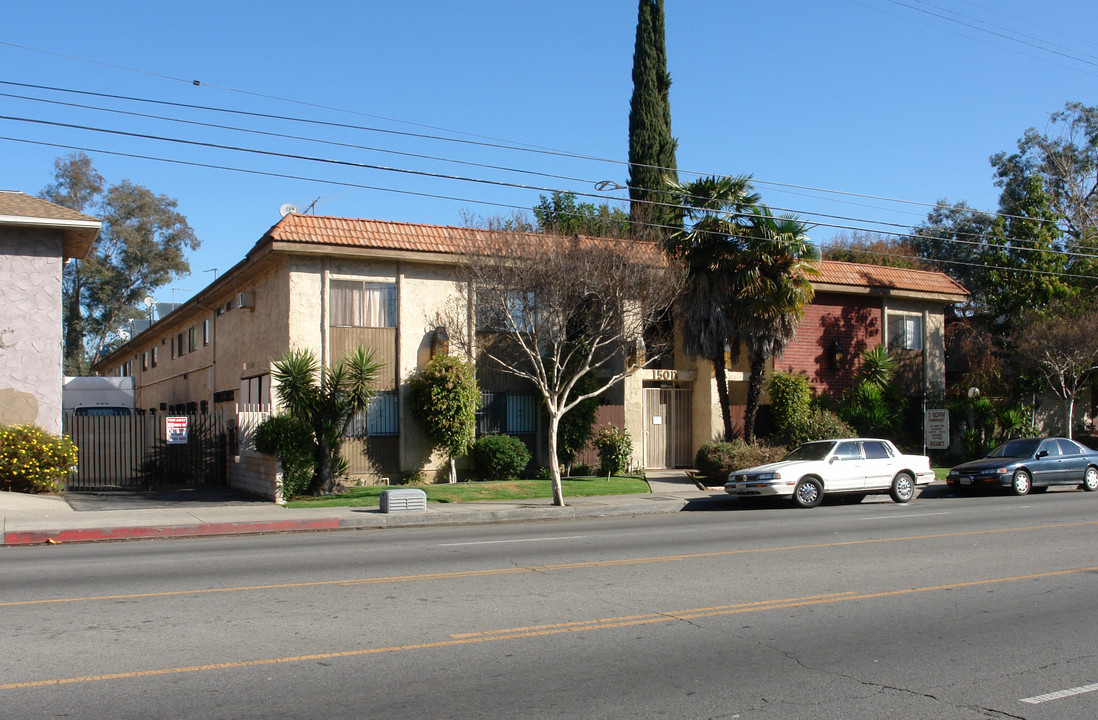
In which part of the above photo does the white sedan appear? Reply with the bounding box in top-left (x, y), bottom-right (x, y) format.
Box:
top-left (724, 438), bottom-right (936, 508)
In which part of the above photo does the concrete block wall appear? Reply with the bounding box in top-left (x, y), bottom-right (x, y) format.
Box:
top-left (228, 452), bottom-right (282, 503)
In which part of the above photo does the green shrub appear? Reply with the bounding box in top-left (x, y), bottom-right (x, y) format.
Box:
top-left (694, 440), bottom-right (786, 486)
top-left (799, 408), bottom-right (855, 443)
top-left (0, 424), bottom-right (78, 494)
top-left (767, 371), bottom-right (813, 445)
top-left (402, 471), bottom-right (426, 485)
top-left (254, 415), bottom-right (315, 499)
top-left (472, 434), bottom-right (531, 481)
top-left (407, 355), bottom-right (480, 483)
top-left (570, 463), bottom-right (593, 477)
top-left (839, 347), bottom-right (907, 436)
top-left (592, 425), bottom-right (633, 476)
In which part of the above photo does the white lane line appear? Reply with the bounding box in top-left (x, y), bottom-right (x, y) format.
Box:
top-left (1021, 682), bottom-right (1098, 704)
top-left (856, 511), bottom-right (952, 521)
top-left (439, 536), bottom-right (588, 547)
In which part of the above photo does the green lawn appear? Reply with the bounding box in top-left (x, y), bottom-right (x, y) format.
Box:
top-left (285, 476), bottom-right (650, 508)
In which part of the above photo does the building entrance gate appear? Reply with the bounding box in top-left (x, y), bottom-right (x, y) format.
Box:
top-left (643, 387), bottom-right (692, 469)
top-left (63, 412), bottom-right (227, 491)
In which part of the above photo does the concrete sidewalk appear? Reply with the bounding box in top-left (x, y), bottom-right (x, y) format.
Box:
top-left (0, 471), bottom-right (714, 546)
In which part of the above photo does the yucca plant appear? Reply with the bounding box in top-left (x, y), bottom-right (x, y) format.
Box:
top-left (271, 346), bottom-right (382, 495)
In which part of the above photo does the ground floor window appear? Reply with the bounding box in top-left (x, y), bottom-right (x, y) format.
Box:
top-left (346, 391), bottom-right (399, 437)
top-left (478, 392), bottom-right (537, 436)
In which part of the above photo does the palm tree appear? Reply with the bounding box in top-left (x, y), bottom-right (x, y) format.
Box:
top-left (729, 207), bottom-right (819, 442)
top-left (664, 176), bottom-right (760, 440)
top-left (271, 345), bottom-right (383, 495)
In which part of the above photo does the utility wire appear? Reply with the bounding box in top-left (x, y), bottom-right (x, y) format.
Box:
top-left (8, 110), bottom-right (1093, 261)
top-left (882, 0), bottom-right (1098, 68)
top-left (2, 85), bottom-right (1080, 256)
top-left (6, 133), bottom-right (1096, 281)
top-left (4, 110), bottom-right (1096, 262)
top-left (1, 78), bottom-right (1055, 230)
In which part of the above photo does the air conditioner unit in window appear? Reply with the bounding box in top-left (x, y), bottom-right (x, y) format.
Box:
top-left (236, 292), bottom-right (255, 309)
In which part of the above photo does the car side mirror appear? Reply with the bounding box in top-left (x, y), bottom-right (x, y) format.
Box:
top-left (1036, 450), bottom-right (1048, 459)
top-left (828, 456), bottom-right (837, 464)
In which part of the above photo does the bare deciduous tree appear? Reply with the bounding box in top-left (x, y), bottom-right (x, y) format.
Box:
top-left (1012, 304), bottom-right (1098, 439)
top-left (437, 228), bottom-right (684, 506)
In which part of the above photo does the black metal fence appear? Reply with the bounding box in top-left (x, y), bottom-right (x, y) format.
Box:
top-left (63, 412), bottom-right (227, 491)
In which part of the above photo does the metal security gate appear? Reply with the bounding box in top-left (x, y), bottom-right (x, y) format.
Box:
top-left (64, 413), bottom-right (227, 491)
top-left (644, 388), bottom-right (692, 469)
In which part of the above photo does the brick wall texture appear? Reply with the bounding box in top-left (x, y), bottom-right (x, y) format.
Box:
top-left (774, 292), bottom-right (882, 402)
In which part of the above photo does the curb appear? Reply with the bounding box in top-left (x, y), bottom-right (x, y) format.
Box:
top-left (1, 497), bottom-right (692, 546)
top-left (2, 518), bottom-right (345, 546)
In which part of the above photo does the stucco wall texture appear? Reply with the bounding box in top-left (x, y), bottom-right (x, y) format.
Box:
top-left (0, 231), bottom-right (64, 433)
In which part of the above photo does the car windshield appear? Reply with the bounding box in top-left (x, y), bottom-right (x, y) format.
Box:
top-left (783, 442), bottom-right (836, 462)
top-left (987, 439), bottom-right (1040, 459)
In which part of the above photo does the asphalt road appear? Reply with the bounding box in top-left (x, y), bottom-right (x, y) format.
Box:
top-left (2, 489), bottom-right (1097, 719)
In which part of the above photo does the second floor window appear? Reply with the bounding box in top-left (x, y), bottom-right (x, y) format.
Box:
top-left (330, 280), bottom-right (397, 328)
top-left (888, 314), bottom-right (923, 351)
top-left (477, 291), bottom-right (535, 333)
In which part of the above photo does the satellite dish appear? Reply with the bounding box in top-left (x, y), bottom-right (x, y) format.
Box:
top-left (118, 329), bottom-right (131, 342)
top-left (143, 296), bottom-right (154, 308)
top-left (279, 203), bottom-right (299, 217)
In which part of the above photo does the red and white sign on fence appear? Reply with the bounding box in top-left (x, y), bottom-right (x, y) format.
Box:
top-left (166, 415), bottom-right (189, 445)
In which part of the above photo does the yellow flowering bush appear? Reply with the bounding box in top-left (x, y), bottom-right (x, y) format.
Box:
top-left (0, 424), bottom-right (79, 494)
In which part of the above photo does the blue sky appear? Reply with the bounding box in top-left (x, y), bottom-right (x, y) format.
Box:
top-left (3, 1), bottom-right (1096, 306)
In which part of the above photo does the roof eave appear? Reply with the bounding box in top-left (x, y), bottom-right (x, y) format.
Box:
top-left (812, 281), bottom-right (969, 303)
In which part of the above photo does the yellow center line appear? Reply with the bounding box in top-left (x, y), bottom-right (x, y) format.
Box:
top-left (3, 565), bottom-right (1096, 692)
top-left (3, 520), bottom-right (1095, 608)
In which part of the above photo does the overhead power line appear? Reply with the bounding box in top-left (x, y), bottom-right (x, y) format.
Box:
top-left (2, 81), bottom-right (1082, 258)
top-left (0, 78), bottom-right (1052, 229)
top-left (6, 134), bottom-right (1096, 285)
top-left (7, 109), bottom-right (1092, 261)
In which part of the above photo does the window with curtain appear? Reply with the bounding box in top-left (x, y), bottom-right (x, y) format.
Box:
top-left (887, 314), bottom-right (923, 351)
top-left (330, 279), bottom-right (397, 328)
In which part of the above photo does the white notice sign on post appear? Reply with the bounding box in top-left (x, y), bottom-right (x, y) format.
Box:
top-left (924, 409), bottom-right (949, 450)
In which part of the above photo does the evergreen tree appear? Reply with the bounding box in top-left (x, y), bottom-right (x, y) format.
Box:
top-left (628, 0), bottom-right (679, 236)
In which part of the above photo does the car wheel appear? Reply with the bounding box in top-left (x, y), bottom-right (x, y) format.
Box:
top-left (1011, 469), bottom-right (1032, 496)
top-left (841, 493), bottom-right (866, 504)
top-left (793, 478), bottom-right (823, 508)
top-left (889, 472), bottom-right (915, 503)
top-left (1082, 466), bottom-right (1098, 492)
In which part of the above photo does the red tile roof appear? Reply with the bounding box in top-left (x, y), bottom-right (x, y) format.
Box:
top-left (812, 259), bottom-right (968, 298)
top-left (267, 215), bottom-right (483, 254)
top-left (265, 214), bottom-right (665, 262)
top-left (264, 214), bottom-right (967, 299)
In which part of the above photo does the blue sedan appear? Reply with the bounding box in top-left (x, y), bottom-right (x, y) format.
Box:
top-left (947, 437), bottom-right (1098, 496)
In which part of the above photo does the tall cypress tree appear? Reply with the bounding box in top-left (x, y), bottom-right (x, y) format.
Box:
top-left (628, 0), bottom-right (679, 236)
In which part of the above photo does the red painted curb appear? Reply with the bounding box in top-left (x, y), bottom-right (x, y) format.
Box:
top-left (3, 518), bottom-right (344, 546)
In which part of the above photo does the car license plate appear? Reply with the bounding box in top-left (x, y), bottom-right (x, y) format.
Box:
top-left (961, 477), bottom-right (972, 485)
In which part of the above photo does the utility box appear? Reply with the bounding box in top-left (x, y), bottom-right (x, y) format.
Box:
top-left (380, 488), bottom-right (427, 513)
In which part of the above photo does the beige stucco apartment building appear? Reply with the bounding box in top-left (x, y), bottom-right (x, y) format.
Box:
top-left (95, 213), bottom-right (968, 492)
top-left (0, 192), bottom-right (99, 434)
